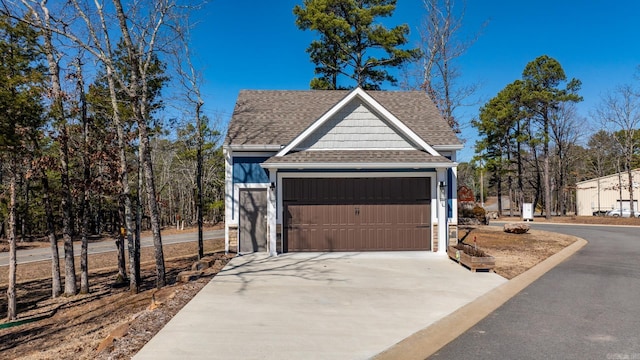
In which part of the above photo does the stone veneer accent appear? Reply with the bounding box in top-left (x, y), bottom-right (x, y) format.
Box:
top-left (448, 224), bottom-right (458, 246)
top-left (432, 224), bottom-right (438, 252)
top-left (228, 225), bottom-right (238, 253)
top-left (276, 224), bottom-right (282, 253)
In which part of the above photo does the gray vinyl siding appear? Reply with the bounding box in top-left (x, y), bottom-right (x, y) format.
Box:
top-left (298, 99), bottom-right (418, 150)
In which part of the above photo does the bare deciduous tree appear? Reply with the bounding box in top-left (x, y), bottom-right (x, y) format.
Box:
top-left (593, 84), bottom-right (640, 216)
top-left (404, 0), bottom-right (485, 133)
top-left (549, 103), bottom-right (584, 215)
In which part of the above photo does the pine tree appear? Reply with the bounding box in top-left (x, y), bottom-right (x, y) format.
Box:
top-left (294, 0), bottom-right (419, 90)
top-left (0, 14), bottom-right (46, 320)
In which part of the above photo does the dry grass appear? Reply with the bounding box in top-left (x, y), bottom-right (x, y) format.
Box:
top-left (458, 225), bottom-right (578, 279)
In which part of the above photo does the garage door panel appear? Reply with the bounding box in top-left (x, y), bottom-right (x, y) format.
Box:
top-left (284, 178), bottom-right (431, 252)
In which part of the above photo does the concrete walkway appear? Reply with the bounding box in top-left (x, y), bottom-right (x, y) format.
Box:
top-left (134, 252), bottom-right (506, 360)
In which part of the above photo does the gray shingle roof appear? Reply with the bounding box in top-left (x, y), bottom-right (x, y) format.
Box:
top-left (225, 90), bottom-right (461, 147)
top-left (262, 150), bottom-right (452, 165)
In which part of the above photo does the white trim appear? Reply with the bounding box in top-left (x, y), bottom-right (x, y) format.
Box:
top-left (450, 152), bottom-right (458, 225)
top-left (224, 148), bottom-right (233, 253)
top-left (433, 144), bottom-right (464, 151)
top-left (436, 169), bottom-right (448, 254)
top-left (268, 169), bottom-right (277, 256)
top-left (232, 151), bottom-right (278, 157)
top-left (276, 87), bottom-right (440, 157)
top-left (263, 161), bottom-right (457, 170)
top-left (294, 147), bottom-right (418, 151)
top-left (228, 183), bottom-right (270, 226)
top-left (225, 144), bottom-right (282, 151)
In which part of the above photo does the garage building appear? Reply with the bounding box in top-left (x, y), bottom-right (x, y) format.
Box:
top-left (223, 88), bottom-right (461, 255)
top-left (576, 169), bottom-right (640, 216)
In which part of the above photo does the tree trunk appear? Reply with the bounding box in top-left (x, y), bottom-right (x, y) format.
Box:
top-left (134, 158), bottom-right (142, 291)
top-left (60, 125), bottom-right (77, 296)
top-left (517, 120), bottom-right (525, 213)
top-left (103, 58), bottom-right (135, 289)
top-left (79, 59), bottom-right (90, 294)
top-left (196, 103), bottom-right (204, 259)
top-left (112, 0), bottom-right (165, 287)
top-left (140, 126), bottom-right (166, 288)
top-left (617, 158), bottom-right (623, 214)
top-left (22, 177), bottom-right (29, 240)
top-left (531, 144), bottom-right (542, 215)
top-left (628, 158), bottom-right (635, 217)
top-left (39, 11), bottom-right (75, 295)
top-left (116, 206), bottom-right (127, 284)
top-left (543, 117), bottom-right (552, 220)
top-left (7, 164), bottom-right (18, 320)
top-left (497, 171), bottom-right (503, 217)
top-left (41, 171), bottom-right (61, 298)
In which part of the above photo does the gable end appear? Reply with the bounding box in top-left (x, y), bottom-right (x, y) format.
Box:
top-left (297, 98), bottom-right (418, 151)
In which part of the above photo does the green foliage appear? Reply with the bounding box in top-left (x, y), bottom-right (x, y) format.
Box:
top-left (521, 55), bottom-right (582, 134)
top-left (293, 0), bottom-right (419, 90)
top-left (175, 116), bottom-right (220, 161)
top-left (0, 14), bottom-right (46, 150)
top-left (472, 55), bottom-right (582, 213)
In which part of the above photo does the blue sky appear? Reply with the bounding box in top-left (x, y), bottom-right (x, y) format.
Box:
top-left (189, 1), bottom-right (640, 162)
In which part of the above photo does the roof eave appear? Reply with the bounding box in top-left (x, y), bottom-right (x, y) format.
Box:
top-left (275, 87), bottom-right (441, 158)
top-left (432, 144), bottom-right (464, 151)
top-left (261, 161), bottom-right (457, 170)
top-left (224, 144), bottom-right (283, 151)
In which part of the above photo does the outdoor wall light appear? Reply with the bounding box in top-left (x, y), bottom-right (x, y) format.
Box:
top-left (269, 182), bottom-right (276, 190)
top-left (439, 181), bottom-right (446, 200)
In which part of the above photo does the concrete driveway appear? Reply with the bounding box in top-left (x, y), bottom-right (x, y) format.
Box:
top-left (134, 251), bottom-right (506, 359)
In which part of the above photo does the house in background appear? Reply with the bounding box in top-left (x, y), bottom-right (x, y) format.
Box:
top-left (223, 87), bottom-right (461, 255)
top-left (576, 169), bottom-right (640, 216)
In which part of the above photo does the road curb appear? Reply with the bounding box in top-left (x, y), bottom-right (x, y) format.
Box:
top-left (373, 237), bottom-right (588, 360)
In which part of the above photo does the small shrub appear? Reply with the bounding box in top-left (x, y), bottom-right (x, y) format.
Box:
top-left (452, 243), bottom-right (488, 257)
top-left (472, 205), bottom-right (486, 221)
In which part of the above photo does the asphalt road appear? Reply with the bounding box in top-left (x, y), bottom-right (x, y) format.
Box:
top-left (431, 223), bottom-right (640, 360)
top-left (0, 229), bottom-right (225, 267)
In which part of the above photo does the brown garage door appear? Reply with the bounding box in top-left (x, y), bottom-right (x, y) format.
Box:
top-left (283, 178), bottom-right (431, 252)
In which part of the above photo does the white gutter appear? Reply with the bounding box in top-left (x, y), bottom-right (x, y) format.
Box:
top-left (432, 144), bottom-right (464, 151)
top-left (224, 144), bottom-right (283, 151)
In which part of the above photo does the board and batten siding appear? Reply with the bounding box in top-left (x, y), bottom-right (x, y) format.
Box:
top-left (576, 170), bottom-right (640, 216)
top-left (297, 98), bottom-right (418, 150)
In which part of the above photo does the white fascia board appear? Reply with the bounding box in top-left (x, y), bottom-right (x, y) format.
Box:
top-left (232, 151), bottom-right (278, 157)
top-left (297, 147), bottom-right (418, 151)
top-left (433, 144), bottom-right (464, 151)
top-left (227, 144), bottom-right (283, 151)
top-left (276, 87), bottom-right (441, 157)
top-left (261, 161), bottom-right (458, 170)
